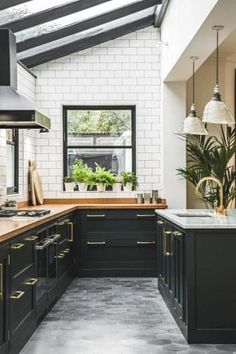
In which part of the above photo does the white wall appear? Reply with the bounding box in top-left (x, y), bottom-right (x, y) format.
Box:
top-left (32, 27), bottom-right (162, 199)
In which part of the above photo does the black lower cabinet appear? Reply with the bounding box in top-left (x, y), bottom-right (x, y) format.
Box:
top-left (157, 214), bottom-right (236, 344)
top-left (0, 244), bottom-right (9, 354)
top-left (78, 209), bottom-right (157, 277)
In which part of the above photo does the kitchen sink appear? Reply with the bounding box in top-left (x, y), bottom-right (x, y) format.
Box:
top-left (174, 211), bottom-right (213, 217)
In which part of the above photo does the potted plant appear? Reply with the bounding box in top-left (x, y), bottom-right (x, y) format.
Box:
top-left (72, 159), bottom-right (92, 192)
top-left (121, 172), bottom-right (138, 192)
top-left (63, 176), bottom-right (75, 192)
top-left (1, 199), bottom-right (17, 210)
top-left (177, 126), bottom-right (236, 210)
top-left (112, 176), bottom-right (122, 192)
top-left (91, 164), bottom-right (114, 192)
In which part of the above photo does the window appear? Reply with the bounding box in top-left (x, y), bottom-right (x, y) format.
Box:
top-left (63, 106), bottom-right (136, 179)
top-left (6, 129), bottom-right (18, 194)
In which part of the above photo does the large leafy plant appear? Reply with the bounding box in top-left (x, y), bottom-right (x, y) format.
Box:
top-left (90, 163), bottom-right (115, 186)
top-left (72, 159), bottom-right (92, 183)
top-left (177, 126), bottom-right (236, 209)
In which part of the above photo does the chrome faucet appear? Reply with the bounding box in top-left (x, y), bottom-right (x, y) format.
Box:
top-left (196, 176), bottom-right (227, 216)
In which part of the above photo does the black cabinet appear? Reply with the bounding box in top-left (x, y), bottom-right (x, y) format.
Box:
top-left (0, 244), bottom-right (9, 354)
top-left (9, 232), bottom-right (37, 354)
top-left (79, 209), bottom-right (157, 277)
top-left (157, 217), bottom-right (185, 330)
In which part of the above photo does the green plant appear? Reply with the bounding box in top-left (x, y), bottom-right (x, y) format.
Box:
top-left (2, 199), bottom-right (16, 207)
top-left (177, 126), bottom-right (236, 209)
top-left (63, 176), bottom-right (74, 183)
top-left (72, 159), bottom-right (92, 183)
top-left (121, 172), bottom-right (138, 190)
top-left (90, 164), bottom-right (115, 186)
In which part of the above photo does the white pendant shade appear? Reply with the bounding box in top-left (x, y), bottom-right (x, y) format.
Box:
top-left (202, 85), bottom-right (234, 124)
top-left (183, 104), bottom-right (208, 135)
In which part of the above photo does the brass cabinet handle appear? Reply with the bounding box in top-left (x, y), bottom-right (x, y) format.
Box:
top-left (86, 241), bottom-right (106, 245)
top-left (0, 263), bottom-right (3, 302)
top-left (137, 241), bottom-right (156, 245)
top-left (157, 220), bottom-right (164, 225)
top-left (11, 243), bottom-right (25, 250)
top-left (25, 278), bottom-right (38, 286)
top-left (67, 221), bottom-right (74, 242)
top-left (55, 254), bottom-right (65, 259)
top-left (10, 291), bottom-right (25, 300)
top-left (35, 240), bottom-right (51, 250)
top-left (173, 230), bottom-right (183, 237)
top-left (58, 221), bottom-right (65, 226)
top-left (137, 214), bottom-right (155, 218)
top-left (24, 235), bottom-right (38, 242)
top-left (62, 249), bottom-right (70, 254)
top-left (163, 231), bottom-right (172, 256)
top-left (86, 214), bottom-right (106, 218)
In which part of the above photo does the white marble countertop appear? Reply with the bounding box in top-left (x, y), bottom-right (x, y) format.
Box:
top-left (155, 209), bottom-right (236, 229)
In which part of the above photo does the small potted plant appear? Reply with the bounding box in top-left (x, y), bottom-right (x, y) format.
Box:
top-left (121, 172), bottom-right (138, 192)
top-left (112, 176), bottom-right (122, 192)
top-left (91, 164), bottom-right (114, 192)
top-left (72, 159), bottom-right (92, 192)
top-left (63, 176), bottom-right (75, 192)
top-left (1, 199), bottom-right (17, 210)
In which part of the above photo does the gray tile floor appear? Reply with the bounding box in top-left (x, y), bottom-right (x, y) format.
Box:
top-left (21, 278), bottom-right (236, 354)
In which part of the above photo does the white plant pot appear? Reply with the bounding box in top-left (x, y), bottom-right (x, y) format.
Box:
top-left (123, 183), bottom-right (133, 192)
top-left (112, 183), bottom-right (122, 192)
top-left (96, 183), bottom-right (106, 192)
top-left (78, 182), bottom-right (88, 192)
top-left (64, 182), bottom-right (75, 192)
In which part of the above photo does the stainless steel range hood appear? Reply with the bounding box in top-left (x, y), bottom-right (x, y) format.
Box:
top-left (0, 29), bottom-right (51, 130)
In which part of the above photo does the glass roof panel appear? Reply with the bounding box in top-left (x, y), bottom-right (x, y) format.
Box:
top-left (0, 0), bottom-right (71, 26)
top-left (16, 0), bottom-right (142, 43)
top-left (18, 6), bottom-right (155, 60)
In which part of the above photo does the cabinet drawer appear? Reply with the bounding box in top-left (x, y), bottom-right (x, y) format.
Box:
top-left (11, 233), bottom-right (36, 277)
top-left (85, 231), bottom-right (156, 246)
top-left (10, 265), bottom-right (36, 333)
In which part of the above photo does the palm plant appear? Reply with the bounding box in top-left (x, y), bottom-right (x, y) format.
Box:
top-left (177, 126), bottom-right (236, 209)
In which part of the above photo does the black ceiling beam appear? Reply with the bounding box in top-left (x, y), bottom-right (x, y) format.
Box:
top-left (0, 0), bottom-right (30, 11)
top-left (17, 0), bottom-right (161, 53)
top-left (1, 0), bottom-right (110, 32)
top-left (154, 0), bottom-right (170, 27)
top-left (21, 15), bottom-right (154, 68)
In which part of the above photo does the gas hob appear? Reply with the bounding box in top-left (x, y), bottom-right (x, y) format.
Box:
top-left (0, 209), bottom-right (51, 218)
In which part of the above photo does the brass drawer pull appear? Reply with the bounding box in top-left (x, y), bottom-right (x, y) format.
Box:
top-left (26, 278), bottom-right (38, 286)
top-left (157, 220), bottom-right (164, 225)
top-left (58, 221), bottom-right (65, 226)
top-left (11, 243), bottom-right (25, 250)
top-left (86, 214), bottom-right (106, 218)
top-left (173, 231), bottom-right (183, 237)
top-left (0, 263), bottom-right (3, 301)
top-left (62, 249), bottom-right (70, 254)
top-left (86, 241), bottom-right (106, 245)
top-left (137, 214), bottom-right (155, 218)
top-left (10, 291), bottom-right (25, 300)
top-left (137, 241), bottom-right (156, 245)
top-left (163, 231), bottom-right (172, 256)
top-left (67, 221), bottom-right (74, 242)
top-left (35, 240), bottom-right (51, 250)
top-left (55, 254), bottom-right (65, 259)
top-left (24, 235), bottom-right (38, 242)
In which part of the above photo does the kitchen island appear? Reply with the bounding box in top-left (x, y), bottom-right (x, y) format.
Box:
top-left (156, 209), bottom-right (236, 344)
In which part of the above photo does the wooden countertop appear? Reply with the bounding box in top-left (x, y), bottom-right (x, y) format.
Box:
top-left (0, 201), bottom-right (166, 243)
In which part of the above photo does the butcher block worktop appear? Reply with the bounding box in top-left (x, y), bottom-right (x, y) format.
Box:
top-left (0, 198), bottom-right (167, 243)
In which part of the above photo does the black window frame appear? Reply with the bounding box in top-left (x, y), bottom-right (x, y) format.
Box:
top-left (6, 129), bottom-right (19, 195)
top-left (63, 105), bottom-right (136, 181)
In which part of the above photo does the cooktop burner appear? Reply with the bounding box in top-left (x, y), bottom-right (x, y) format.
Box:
top-left (0, 209), bottom-right (51, 217)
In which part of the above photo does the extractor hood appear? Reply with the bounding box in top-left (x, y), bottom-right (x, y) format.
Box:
top-left (0, 29), bottom-right (51, 130)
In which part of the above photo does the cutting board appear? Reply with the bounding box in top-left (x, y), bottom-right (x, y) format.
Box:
top-left (29, 160), bottom-right (44, 205)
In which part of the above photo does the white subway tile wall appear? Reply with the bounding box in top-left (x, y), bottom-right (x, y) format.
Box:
top-left (32, 27), bottom-right (162, 199)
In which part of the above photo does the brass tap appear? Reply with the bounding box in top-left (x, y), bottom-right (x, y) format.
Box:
top-left (195, 176), bottom-right (227, 216)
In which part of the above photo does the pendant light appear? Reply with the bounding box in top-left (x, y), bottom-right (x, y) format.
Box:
top-left (202, 25), bottom-right (234, 124)
top-left (183, 56), bottom-right (208, 135)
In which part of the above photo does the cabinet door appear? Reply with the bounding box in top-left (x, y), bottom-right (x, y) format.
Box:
top-left (172, 228), bottom-right (185, 322)
top-left (0, 244), bottom-right (9, 354)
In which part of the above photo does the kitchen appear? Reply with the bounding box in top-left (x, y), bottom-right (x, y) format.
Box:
top-left (1, 0), bottom-right (236, 353)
